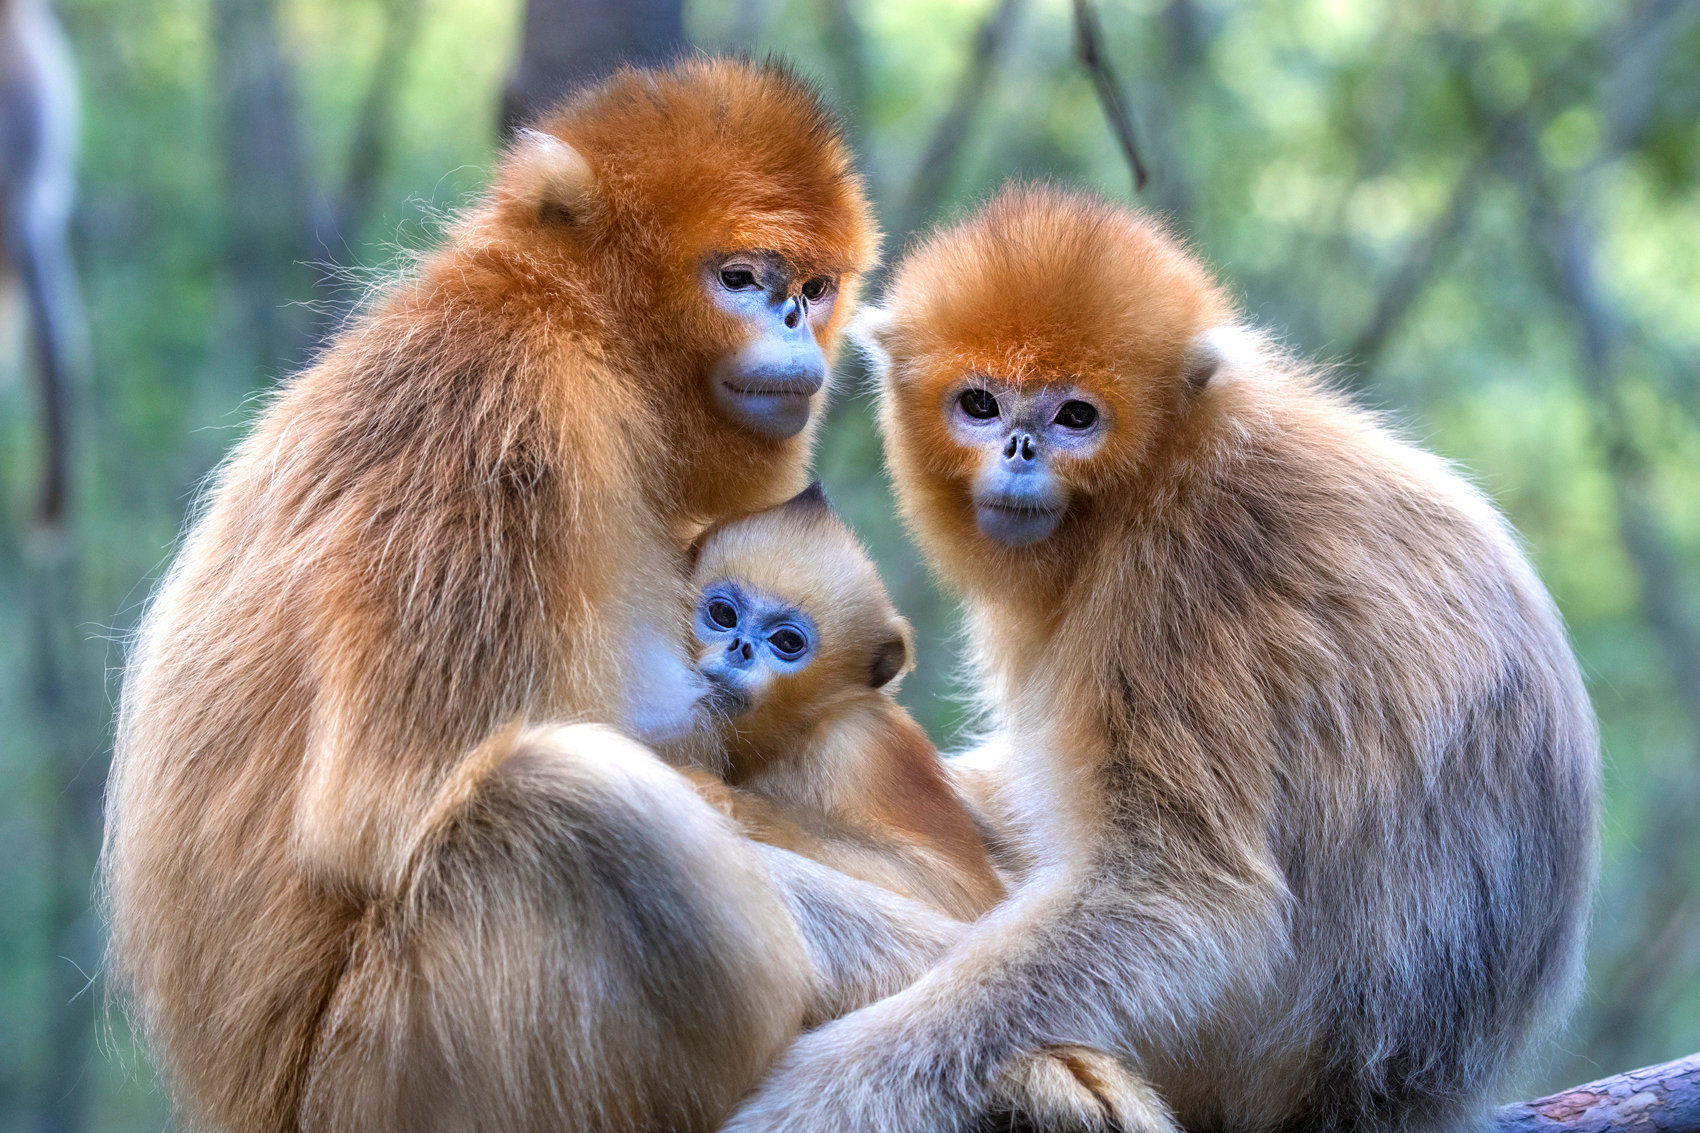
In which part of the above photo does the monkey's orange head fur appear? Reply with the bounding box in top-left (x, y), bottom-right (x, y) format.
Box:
top-left (869, 185), bottom-right (1233, 591)
top-left (690, 485), bottom-right (913, 756)
top-left (493, 58), bottom-right (878, 351)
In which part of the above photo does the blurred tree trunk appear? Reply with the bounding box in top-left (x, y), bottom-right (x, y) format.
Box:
top-left (328, 0), bottom-right (424, 253)
top-left (211, 0), bottom-right (320, 379)
top-left (28, 550), bottom-right (104, 1133)
top-left (499, 0), bottom-right (686, 134)
top-left (0, 2), bottom-right (96, 1130)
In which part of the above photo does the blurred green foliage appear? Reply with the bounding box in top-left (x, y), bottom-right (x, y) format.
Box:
top-left (0, 0), bottom-right (1696, 1126)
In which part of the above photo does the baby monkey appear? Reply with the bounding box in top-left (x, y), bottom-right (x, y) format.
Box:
top-left (677, 484), bottom-right (1004, 922)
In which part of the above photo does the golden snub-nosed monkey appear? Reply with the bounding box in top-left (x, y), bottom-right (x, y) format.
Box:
top-left (670, 483), bottom-right (1005, 921)
top-left (102, 58), bottom-right (975, 1133)
top-left (722, 184), bottom-right (1599, 1133)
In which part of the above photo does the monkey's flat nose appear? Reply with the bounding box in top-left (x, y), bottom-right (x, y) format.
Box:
top-left (782, 297), bottom-right (803, 330)
top-left (725, 638), bottom-right (754, 663)
top-left (1003, 433), bottom-right (1037, 462)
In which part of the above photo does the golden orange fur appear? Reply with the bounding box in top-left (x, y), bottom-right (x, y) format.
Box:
top-left (99, 59), bottom-right (985, 1133)
top-left (725, 185), bottom-right (1600, 1133)
top-left (677, 490), bottom-right (1005, 921)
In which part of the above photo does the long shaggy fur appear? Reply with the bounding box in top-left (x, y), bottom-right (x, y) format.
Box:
top-left (101, 58), bottom-right (914, 1133)
top-left (725, 185), bottom-right (1600, 1133)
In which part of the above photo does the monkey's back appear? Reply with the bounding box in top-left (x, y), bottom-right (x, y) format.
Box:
top-left (101, 280), bottom-right (604, 1129)
top-left (1085, 373), bottom-right (1599, 1131)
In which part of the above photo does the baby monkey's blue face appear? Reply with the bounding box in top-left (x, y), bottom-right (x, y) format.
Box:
top-left (693, 581), bottom-right (819, 717)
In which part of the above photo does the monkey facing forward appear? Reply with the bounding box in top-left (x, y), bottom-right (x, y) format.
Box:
top-left (725, 185), bottom-right (1600, 1133)
top-left (672, 483), bottom-right (1005, 921)
top-left (102, 60), bottom-right (978, 1133)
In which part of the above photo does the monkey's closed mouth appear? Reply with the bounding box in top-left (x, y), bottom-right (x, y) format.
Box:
top-left (978, 499), bottom-right (1062, 518)
top-left (723, 381), bottom-right (812, 399)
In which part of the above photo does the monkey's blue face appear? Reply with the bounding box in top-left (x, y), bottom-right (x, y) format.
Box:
top-left (944, 376), bottom-right (1109, 547)
top-left (704, 252), bottom-right (840, 440)
top-left (692, 581), bottom-right (818, 716)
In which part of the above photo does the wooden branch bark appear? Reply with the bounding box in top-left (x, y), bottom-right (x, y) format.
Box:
top-left (1496, 1053), bottom-right (1700, 1133)
top-left (1071, 0), bottom-right (1148, 192)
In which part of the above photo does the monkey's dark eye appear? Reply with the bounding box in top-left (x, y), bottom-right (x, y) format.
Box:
top-left (706, 598), bottom-right (739, 629)
top-left (719, 267), bottom-right (758, 291)
top-left (1054, 400), bottom-right (1099, 430)
top-left (959, 389), bottom-right (1000, 419)
top-left (800, 276), bottom-right (831, 302)
top-left (768, 626), bottom-right (808, 658)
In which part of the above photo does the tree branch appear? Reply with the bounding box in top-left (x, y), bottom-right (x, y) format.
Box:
top-left (898, 0), bottom-right (1025, 237)
top-left (1343, 0), bottom-right (1700, 384)
top-left (1071, 0), bottom-right (1148, 192)
top-left (1342, 148), bottom-right (1488, 378)
top-left (1495, 1052), bottom-right (1700, 1132)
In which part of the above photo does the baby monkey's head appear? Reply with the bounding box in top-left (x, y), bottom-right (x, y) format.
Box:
top-left (689, 484), bottom-right (913, 753)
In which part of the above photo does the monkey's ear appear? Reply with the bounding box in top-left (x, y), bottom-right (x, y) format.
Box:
top-left (1184, 326), bottom-right (1261, 392)
top-left (684, 522), bottom-right (722, 574)
top-left (500, 129), bottom-right (599, 229)
top-left (1182, 333), bottom-right (1225, 392)
top-left (870, 617), bottom-right (915, 690)
top-left (782, 481), bottom-right (832, 514)
top-left (847, 305), bottom-right (895, 380)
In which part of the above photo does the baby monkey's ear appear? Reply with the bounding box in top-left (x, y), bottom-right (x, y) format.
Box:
top-left (870, 616), bottom-right (915, 690)
top-left (782, 480), bottom-right (832, 513)
top-left (497, 128), bottom-right (600, 229)
top-left (683, 523), bottom-right (719, 574)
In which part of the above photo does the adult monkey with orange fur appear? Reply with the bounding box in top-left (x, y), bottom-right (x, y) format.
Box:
top-left (101, 60), bottom-right (964, 1133)
top-left (726, 185), bottom-right (1599, 1133)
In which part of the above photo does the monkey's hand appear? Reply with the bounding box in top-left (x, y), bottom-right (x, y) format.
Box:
top-left (986, 1045), bottom-right (1177, 1133)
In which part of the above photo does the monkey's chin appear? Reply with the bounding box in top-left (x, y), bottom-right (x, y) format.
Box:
top-left (701, 681), bottom-right (753, 720)
top-left (975, 501), bottom-right (1062, 547)
top-left (715, 383), bottom-right (815, 440)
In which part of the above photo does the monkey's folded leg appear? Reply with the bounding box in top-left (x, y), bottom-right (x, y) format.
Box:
top-left (300, 722), bottom-right (819, 1133)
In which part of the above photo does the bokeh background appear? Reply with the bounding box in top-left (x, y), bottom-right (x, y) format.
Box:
top-left (1, 0), bottom-right (1697, 1127)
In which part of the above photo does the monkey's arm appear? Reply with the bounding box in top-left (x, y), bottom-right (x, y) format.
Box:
top-left (723, 852), bottom-right (1285, 1133)
top-left (756, 844), bottom-right (967, 1022)
top-left (677, 769), bottom-right (969, 1004)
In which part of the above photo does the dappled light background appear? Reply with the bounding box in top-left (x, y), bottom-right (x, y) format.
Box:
top-left (1, 0), bottom-right (1696, 1127)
